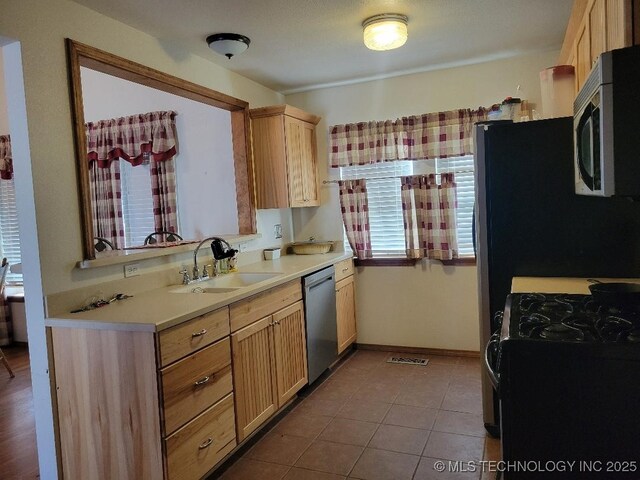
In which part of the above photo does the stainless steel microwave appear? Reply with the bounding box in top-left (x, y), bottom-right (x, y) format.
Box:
top-left (574, 45), bottom-right (640, 197)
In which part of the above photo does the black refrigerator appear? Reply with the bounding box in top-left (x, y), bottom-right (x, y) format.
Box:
top-left (474, 117), bottom-right (640, 435)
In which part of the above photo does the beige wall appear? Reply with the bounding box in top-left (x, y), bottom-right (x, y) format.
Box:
top-left (0, 0), bottom-right (287, 295)
top-left (286, 50), bottom-right (559, 351)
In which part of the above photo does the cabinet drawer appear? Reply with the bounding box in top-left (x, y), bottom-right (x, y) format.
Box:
top-left (165, 393), bottom-right (236, 480)
top-left (158, 307), bottom-right (230, 367)
top-left (161, 337), bottom-right (233, 435)
top-left (230, 280), bottom-right (302, 332)
top-left (334, 258), bottom-right (354, 283)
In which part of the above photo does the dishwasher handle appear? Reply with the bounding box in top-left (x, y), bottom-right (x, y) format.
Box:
top-left (306, 275), bottom-right (334, 290)
top-left (303, 267), bottom-right (335, 289)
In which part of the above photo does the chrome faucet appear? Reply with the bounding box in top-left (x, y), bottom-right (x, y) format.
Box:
top-left (192, 236), bottom-right (234, 281)
top-left (179, 267), bottom-right (191, 285)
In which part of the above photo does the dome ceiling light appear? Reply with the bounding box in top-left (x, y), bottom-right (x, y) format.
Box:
top-left (206, 33), bottom-right (251, 59)
top-left (362, 13), bottom-right (409, 51)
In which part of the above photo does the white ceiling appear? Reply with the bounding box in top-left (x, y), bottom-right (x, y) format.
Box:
top-left (71, 0), bottom-right (573, 94)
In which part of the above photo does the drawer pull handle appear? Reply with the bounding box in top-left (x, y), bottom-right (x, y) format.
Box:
top-left (342, 267), bottom-right (349, 272)
top-left (194, 376), bottom-right (210, 386)
top-left (199, 437), bottom-right (213, 449)
top-left (192, 329), bottom-right (207, 338)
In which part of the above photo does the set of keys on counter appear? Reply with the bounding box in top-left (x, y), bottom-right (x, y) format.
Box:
top-left (70, 293), bottom-right (133, 313)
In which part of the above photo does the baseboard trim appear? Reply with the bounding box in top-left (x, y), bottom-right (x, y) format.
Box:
top-left (355, 343), bottom-right (480, 358)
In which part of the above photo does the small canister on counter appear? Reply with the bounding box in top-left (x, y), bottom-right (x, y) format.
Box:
top-left (263, 247), bottom-right (281, 260)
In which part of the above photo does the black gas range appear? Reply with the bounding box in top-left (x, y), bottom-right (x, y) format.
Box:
top-left (506, 292), bottom-right (640, 343)
top-left (486, 293), bottom-right (640, 479)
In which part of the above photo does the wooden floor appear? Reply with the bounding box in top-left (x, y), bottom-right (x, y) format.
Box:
top-left (0, 344), bottom-right (39, 479)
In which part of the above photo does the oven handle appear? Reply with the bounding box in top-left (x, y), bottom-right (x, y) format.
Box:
top-left (484, 331), bottom-right (500, 392)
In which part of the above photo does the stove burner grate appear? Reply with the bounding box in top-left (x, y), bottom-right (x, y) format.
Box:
top-left (597, 316), bottom-right (634, 342)
top-left (519, 313), bottom-right (551, 338)
top-left (518, 293), bottom-right (547, 312)
top-left (540, 322), bottom-right (585, 341)
top-left (512, 293), bottom-right (640, 343)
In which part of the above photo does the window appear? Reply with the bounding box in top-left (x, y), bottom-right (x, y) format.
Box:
top-left (120, 160), bottom-right (156, 247)
top-left (0, 178), bottom-right (22, 284)
top-left (340, 161), bottom-right (414, 256)
top-left (339, 155), bottom-right (475, 259)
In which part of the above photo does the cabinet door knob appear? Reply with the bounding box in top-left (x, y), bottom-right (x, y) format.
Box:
top-left (192, 329), bottom-right (207, 338)
top-left (198, 437), bottom-right (213, 449)
top-left (194, 376), bottom-right (210, 386)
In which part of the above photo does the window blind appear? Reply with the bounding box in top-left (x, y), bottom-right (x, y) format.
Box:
top-left (0, 179), bottom-right (23, 284)
top-left (436, 155), bottom-right (475, 257)
top-left (340, 161), bottom-right (414, 256)
top-left (120, 160), bottom-right (156, 247)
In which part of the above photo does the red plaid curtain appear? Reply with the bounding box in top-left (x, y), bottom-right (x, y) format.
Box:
top-left (0, 135), bottom-right (12, 180)
top-left (150, 158), bottom-right (178, 234)
top-left (86, 111), bottom-right (177, 167)
top-left (86, 111), bottom-right (179, 247)
top-left (89, 160), bottom-right (125, 250)
top-left (338, 179), bottom-right (372, 259)
top-left (330, 108), bottom-right (489, 167)
top-left (401, 173), bottom-right (458, 260)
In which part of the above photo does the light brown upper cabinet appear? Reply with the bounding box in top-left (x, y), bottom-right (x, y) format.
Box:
top-left (250, 105), bottom-right (321, 208)
top-left (559, 0), bottom-right (640, 93)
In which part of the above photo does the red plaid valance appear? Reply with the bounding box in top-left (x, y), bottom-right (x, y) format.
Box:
top-left (86, 111), bottom-right (178, 168)
top-left (0, 135), bottom-right (12, 180)
top-left (330, 108), bottom-right (490, 168)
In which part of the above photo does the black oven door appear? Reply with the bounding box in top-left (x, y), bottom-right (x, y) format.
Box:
top-left (575, 93), bottom-right (601, 193)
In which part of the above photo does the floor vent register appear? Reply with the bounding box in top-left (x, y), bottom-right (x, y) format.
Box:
top-left (386, 357), bottom-right (429, 366)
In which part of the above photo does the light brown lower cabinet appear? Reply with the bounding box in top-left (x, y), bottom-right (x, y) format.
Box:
top-left (232, 300), bottom-right (307, 441)
top-left (50, 306), bottom-right (236, 480)
top-left (336, 267), bottom-right (357, 354)
top-left (231, 316), bottom-right (278, 441)
top-left (50, 278), bottom-right (313, 479)
top-left (273, 302), bottom-right (309, 406)
top-left (52, 328), bottom-right (165, 480)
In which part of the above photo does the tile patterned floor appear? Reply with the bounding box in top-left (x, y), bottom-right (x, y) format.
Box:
top-left (219, 350), bottom-right (500, 480)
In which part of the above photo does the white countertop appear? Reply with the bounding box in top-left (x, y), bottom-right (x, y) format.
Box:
top-left (512, 276), bottom-right (640, 294)
top-left (46, 252), bottom-right (352, 332)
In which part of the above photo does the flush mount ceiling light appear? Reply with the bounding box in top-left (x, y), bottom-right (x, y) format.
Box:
top-left (206, 33), bottom-right (251, 59)
top-left (362, 13), bottom-right (408, 51)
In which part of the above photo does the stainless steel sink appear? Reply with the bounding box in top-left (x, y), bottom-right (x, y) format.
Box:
top-left (170, 272), bottom-right (283, 294)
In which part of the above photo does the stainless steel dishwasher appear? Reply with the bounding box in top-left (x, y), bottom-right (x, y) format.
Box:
top-left (303, 266), bottom-right (338, 384)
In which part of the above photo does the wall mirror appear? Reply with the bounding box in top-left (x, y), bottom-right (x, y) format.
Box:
top-left (67, 39), bottom-right (256, 260)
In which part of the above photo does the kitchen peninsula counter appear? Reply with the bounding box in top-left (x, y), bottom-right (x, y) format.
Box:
top-left (45, 252), bottom-right (352, 332)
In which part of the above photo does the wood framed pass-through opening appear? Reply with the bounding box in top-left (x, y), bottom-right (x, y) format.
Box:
top-left (66, 39), bottom-right (257, 260)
